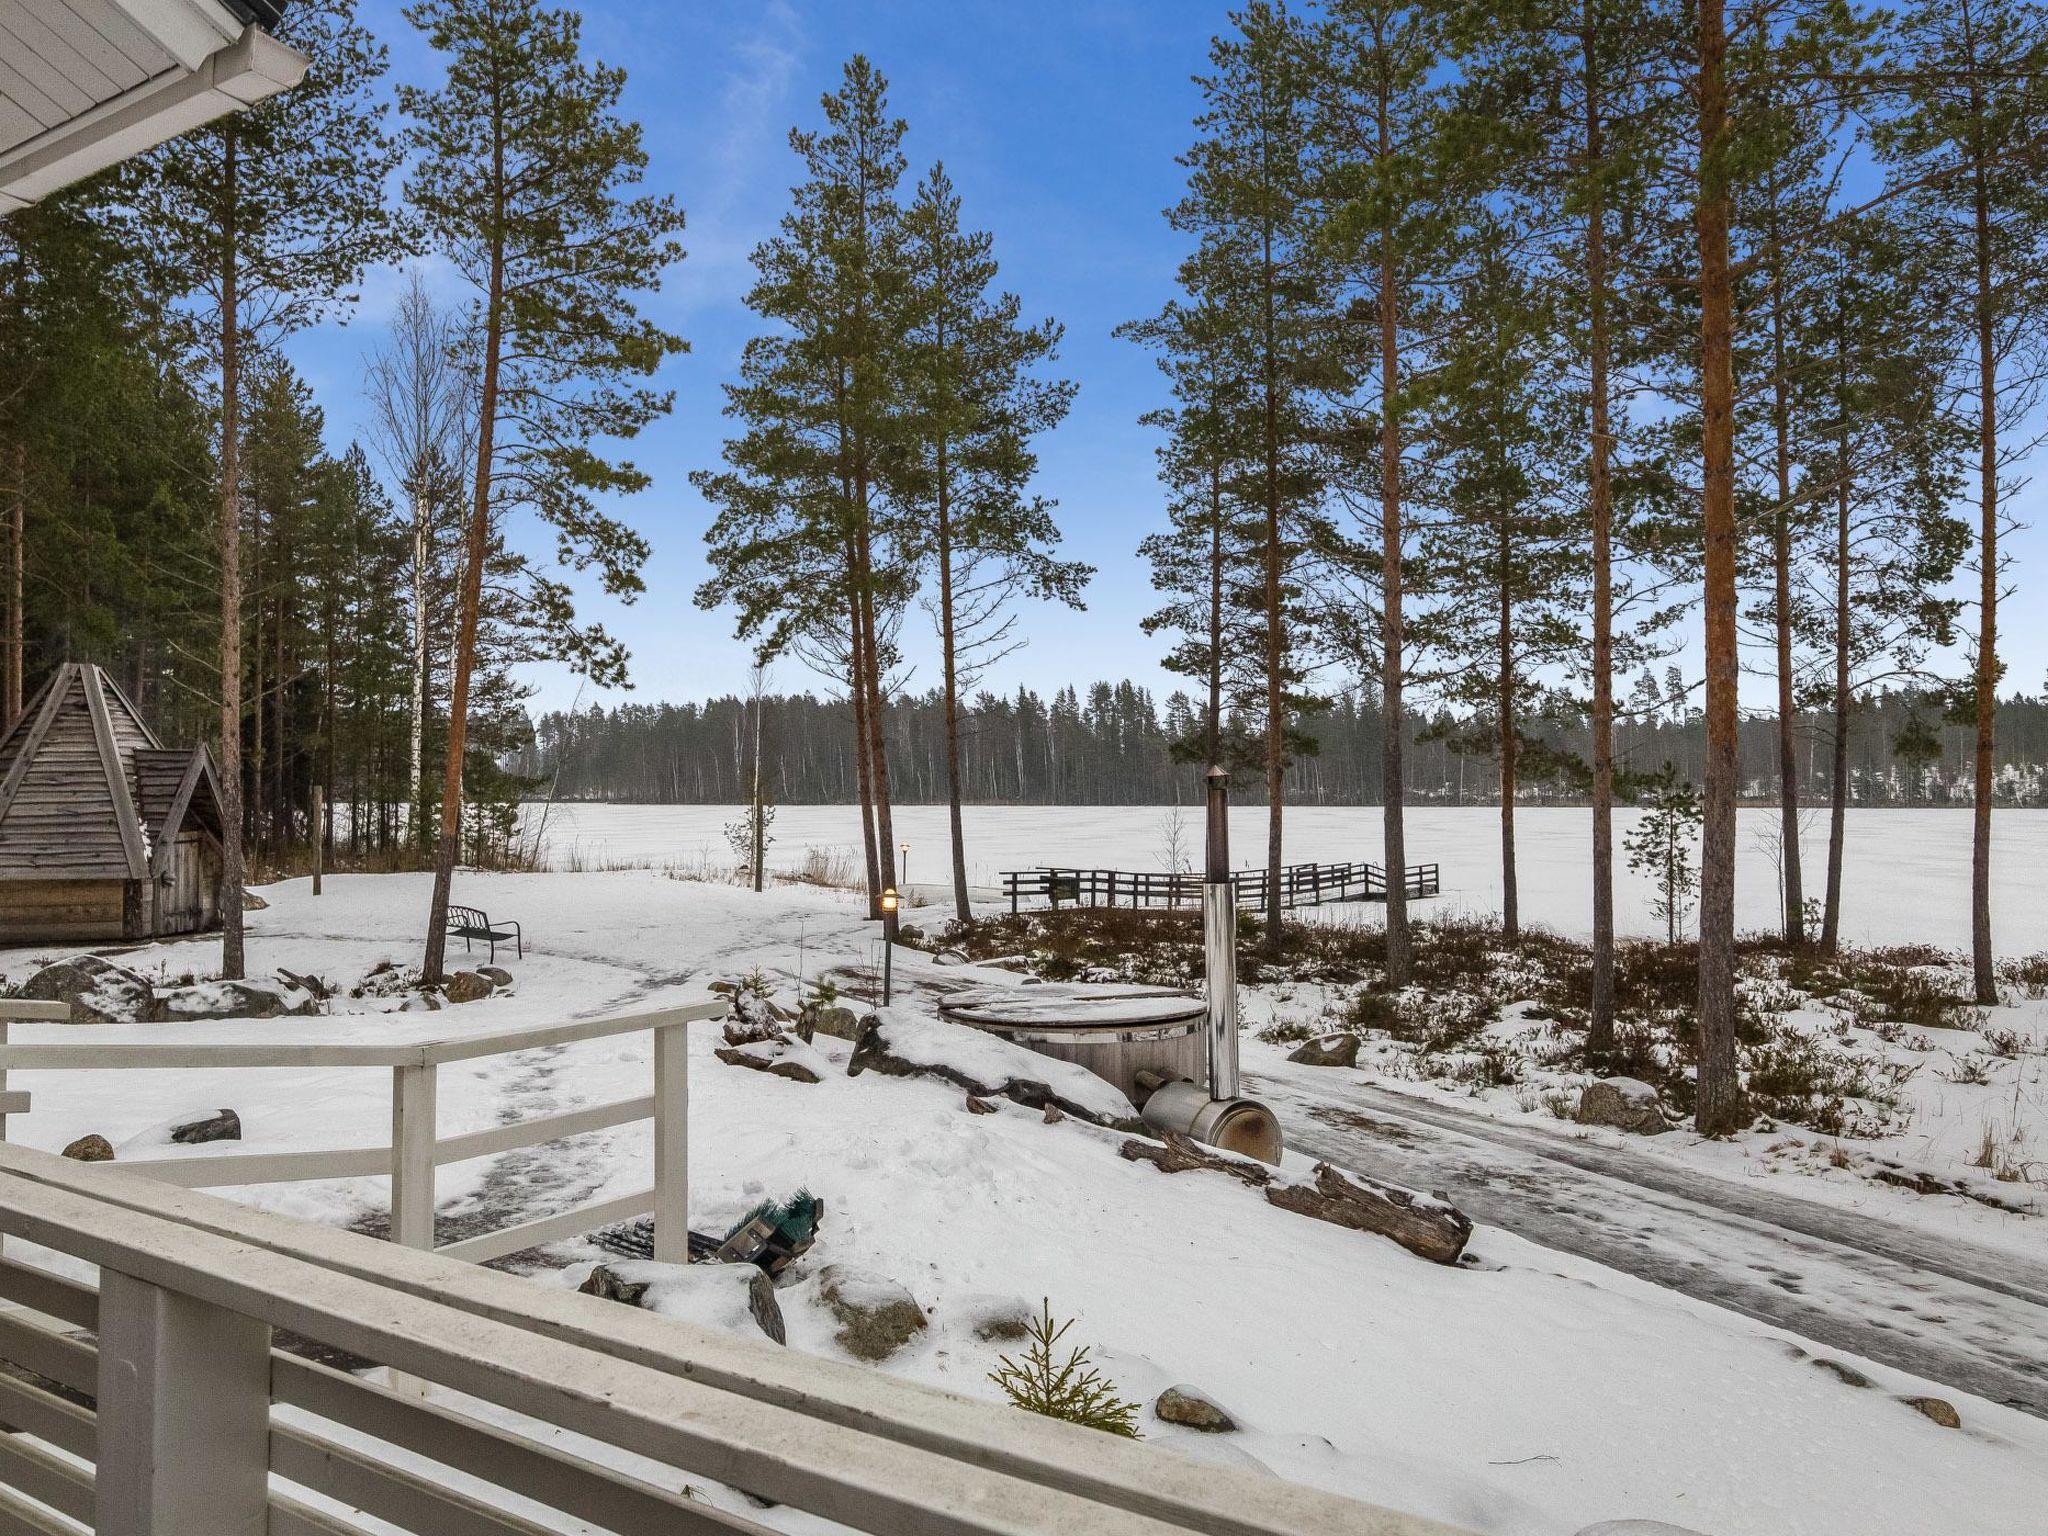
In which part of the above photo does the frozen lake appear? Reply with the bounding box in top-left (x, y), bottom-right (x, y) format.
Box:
top-left (516, 802), bottom-right (2046, 955)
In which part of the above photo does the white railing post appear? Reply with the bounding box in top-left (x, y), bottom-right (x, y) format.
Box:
top-left (95, 1267), bottom-right (271, 1536)
top-left (652, 1019), bottom-right (688, 1262)
top-left (390, 1062), bottom-right (437, 1252)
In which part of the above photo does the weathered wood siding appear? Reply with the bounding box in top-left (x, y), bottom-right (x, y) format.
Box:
top-left (154, 833), bottom-right (219, 936)
top-left (0, 877), bottom-right (128, 942)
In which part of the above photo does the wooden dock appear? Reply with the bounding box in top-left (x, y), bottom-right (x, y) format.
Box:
top-left (1002, 860), bottom-right (1441, 914)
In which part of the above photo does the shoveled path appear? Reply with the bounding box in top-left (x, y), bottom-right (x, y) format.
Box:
top-left (1249, 1061), bottom-right (2048, 1419)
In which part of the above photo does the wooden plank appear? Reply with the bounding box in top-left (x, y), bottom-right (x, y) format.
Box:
top-left (432, 1188), bottom-right (654, 1266)
top-left (434, 1094), bottom-right (652, 1167)
top-left (0, 1003), bottom-right (68, 1023)
top-left (79, 665), bottom-right (147, 879)
top-left (117, 1144), bottom-right (391, 1190)
top-left (0, 1477), bottom-right (84, 1536)
top-left (270, 1424), bottom-right (561, 1536)
top-left (0, 1041), bottom-right (425, 1069)
top-left (272, 1354), bottom-right (751, 1536)
top-left (0, 1146), bottom-right (1453, 1536)
top-left (0, 1404), bottom-right (93, 1523)
top-left (389, 1066), bottom-right (437, 1253)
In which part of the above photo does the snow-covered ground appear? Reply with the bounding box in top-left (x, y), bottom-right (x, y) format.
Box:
top-left (3, 870), bottom-right (2045, 1536)
top-left (519, 802), bottom-right (2048, 955)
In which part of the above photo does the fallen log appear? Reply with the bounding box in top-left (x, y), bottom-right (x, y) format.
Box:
top-left (1118, 1131), bottom-right (1270, 1188)
top-left (1265, 1162), bottom-right (1472, 1266)
top-left (1120, 1131), bottom-right (1471, 1265)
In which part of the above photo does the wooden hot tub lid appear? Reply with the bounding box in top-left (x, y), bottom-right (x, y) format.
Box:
top-left (938, 982), bottom-right (1206, 1034)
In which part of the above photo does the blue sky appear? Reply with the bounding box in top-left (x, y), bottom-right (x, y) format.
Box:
top-left (285, 1), bottom-right (2048, 721)
top-left (287, 0), bottom-right (1229, 717)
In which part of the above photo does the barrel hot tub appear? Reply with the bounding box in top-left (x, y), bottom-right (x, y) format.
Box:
top-left (937, 982), bottom-right (1207, 1104)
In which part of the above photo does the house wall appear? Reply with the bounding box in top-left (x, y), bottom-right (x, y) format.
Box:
top-left (0, 879), bottom-right (130, 944)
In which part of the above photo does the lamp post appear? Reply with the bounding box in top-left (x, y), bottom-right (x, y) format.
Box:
top-left (899, 841), bottom-right (910, 891)
top-left (1203, 765), bottom-right (1239, 1098)
top-left (880, 886), bottom-right (899, 1006)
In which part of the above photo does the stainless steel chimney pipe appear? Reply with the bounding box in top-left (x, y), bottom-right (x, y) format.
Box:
top-left (1202, 765), bottom-right (1241, 1100)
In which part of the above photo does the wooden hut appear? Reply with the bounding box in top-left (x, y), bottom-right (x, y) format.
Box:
top-left (0, 664), bottom-right (225, 944)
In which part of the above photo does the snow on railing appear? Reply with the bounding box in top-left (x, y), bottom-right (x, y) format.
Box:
top-left (0, 1109), bottom-right (1469, 1535)
top-left (0, 999), bottom-right (723, 1268)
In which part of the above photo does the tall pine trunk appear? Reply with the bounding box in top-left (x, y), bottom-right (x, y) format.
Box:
top-left (1583, 10), bottom-right (1618, 1052)
top-left (1823, 414), bottom-right (1850, 953)
top-left (847, 581), bottom-right (881, 911)
top-left (423, 104), bottom-right (507, 986)
top-left (218, 129), bottom-right (248, 982)
top-left (1498, 519), bottom-right (1518, 942)
top-left (1206, 463), bottom-right (1226, 768)
top-left (1767, 158), bottom-right (1804, 945)
top-left (1378, 235), bottom-right (1411, 986)
top-left (1968, 73), bottom-right (1998, 1005)
top-left (1695, 0), bottom-right (1742, 1135)
top-left (1260, 225), bottom-right (1286, 951)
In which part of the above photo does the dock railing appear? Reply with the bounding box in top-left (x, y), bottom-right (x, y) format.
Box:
top-left (0, 998), bottom-right (724, 1267)
top-left (1004, 860), bottom-right (1442, 914)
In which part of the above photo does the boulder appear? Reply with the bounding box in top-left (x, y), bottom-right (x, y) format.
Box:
top-left (169, 1109), bottom-right (241, 1146)
top-left (964, 1094), bottom-right (999, 1115)
top-left (1575, 1525), bottom-right (1715, 1536)
top-left (817, 1264), bottom-right (926, 1361)
top-left (1154, 1385), bottom-right (1238, 1433)
top-left (959, 1293), bottom-right (1034, 1343)
top-left (1576, 1077), bottom-right (1669, 1136)
top-left (1287, 1033), bottom-right (1360, 1069)
top-left (478, 966), bottom-right (516, 991)
top-left (805, 1004), bottom-right (862, 1042)
top-left (722, 1011), bottom-right (782, 1048)
top-left (847, 1009), bottom-right (1139, 1127)
top-left (1899, 1395), bottom-right (1960, 1429)
top-left (440, 970), bottom-right (494, 1005)
top-left (933, 948), bottom-right (972, 966)
top-left (579, 1261), bottom-right (785, 1345)
top-left (21, 957), bottom-right (151, 1024)
top-left (151, 978), bottom-right (318, 1022)
top-left (242, 890), bottom-right (268, 911)
top-left (715, 1036), bottom-right (827, 1084)
top-left (61, 1135), bottom-right (112, 1163)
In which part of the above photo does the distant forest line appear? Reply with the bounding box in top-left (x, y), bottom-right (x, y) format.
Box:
top-left (511, 682), bottom-right (2048, 809)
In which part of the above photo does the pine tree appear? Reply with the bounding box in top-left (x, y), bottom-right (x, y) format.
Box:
top-left (1175, 2), bottom-right (1330, 948)
top-left (1458, 0), bottom-right (1686, 1048)
top-left (1416, 236), bottom-right (1589, 941)
top-left (1306, 0), bottom-right (1464, 983)
top-left (128, 0), bottom-right (403, 978)
top-left (1122, 298), bottom-right (1267, 775)
top-left (1876, 0), bottom-right (2048, 1002)
top-left (898, 165), bottom-right (1087, 923)
top-left (402, 0), bottom-right (687, 981)
top-left (1800, 210), bottom-right (1967, 950)
top-left (696, 57), bottom-right (914, 918)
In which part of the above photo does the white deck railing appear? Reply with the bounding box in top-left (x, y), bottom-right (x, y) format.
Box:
top-left (0, 999), bottom-right (722, 1267)
top-left (0, 1140), bottom-right (1468, 1535)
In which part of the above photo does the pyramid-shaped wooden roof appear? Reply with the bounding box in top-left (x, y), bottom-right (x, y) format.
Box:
top-left (0, 664), bottom-right (224, 882)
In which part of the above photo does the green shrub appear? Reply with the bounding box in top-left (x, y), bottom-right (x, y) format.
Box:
top-left (988, 1302), bottom-right (1141, 1438)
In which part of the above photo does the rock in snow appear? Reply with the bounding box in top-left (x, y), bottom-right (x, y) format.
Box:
top-left (153, 978), bottom-right (318, 1022)
top-left (846, 1008), bottom-right (1138, 1126)
top-left (1576, 1077), bottom-right (1670, 1136)
top-left (1286, 1033), bottom-right (1360, 1069)
top-left (1576, 1524), bottom-right (1716, 1536)
top-left (958, 1293), bottom-right (1035, 1343)
top-left (578, 1260), bottom-right (785, 1345)
top-left (21, 957), bottom-right (151, 1023)
top-left (61, 1135), bottom-right (112, 1162)
top-left (168, 1109), bottom-right (241, 1145)
top-left (1155, 1384), bottom-right (1239, 1433)
top-left (715, 1035), bottom-right (829, 1084)
top-left (1899, 1395), bottom-right (1961, 1429)
top-left (440, 970), bottom-right (494, 1004)
top-left (816, 1264), bottom-right (926, 1361)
